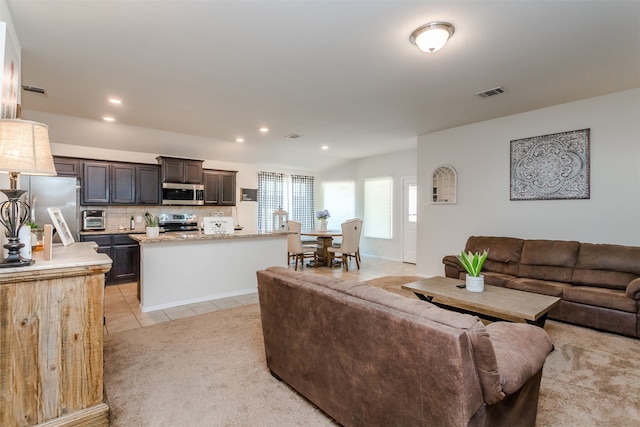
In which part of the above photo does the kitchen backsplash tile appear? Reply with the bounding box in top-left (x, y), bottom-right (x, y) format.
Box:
top-left (83, 205), bottom-right (233, 230)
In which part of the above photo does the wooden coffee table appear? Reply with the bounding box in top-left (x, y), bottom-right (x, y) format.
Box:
top-left (401, 276), bottom-right (560, 327)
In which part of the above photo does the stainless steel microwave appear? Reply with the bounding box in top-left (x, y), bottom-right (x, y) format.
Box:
top-left (161, 183), bottom-right (205, 205)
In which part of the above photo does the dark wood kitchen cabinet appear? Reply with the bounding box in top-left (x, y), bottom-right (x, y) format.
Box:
top-left (80, 233), bottom-right (139, 285)
top-left (81, 161), bottom-right (160, 205)
top-left (82, 161), bottom-right (110, 204)
top-left (53, 156), bottom-right (80, 177)
top-left (136, 165), bottom-right (160, 204)
top-left (203, 169), bottom-right (237, 205)
top-left (157, 156), bottom-right (203, 184)
top-left (111, 163), bottom-right (136, 204)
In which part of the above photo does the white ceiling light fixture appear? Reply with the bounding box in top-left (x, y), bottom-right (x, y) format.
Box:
top-left (410, 22), bottom-right (455, 53)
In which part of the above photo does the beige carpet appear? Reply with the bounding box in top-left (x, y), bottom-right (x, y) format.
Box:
top-left (104, 277), bottom-right (640, 426)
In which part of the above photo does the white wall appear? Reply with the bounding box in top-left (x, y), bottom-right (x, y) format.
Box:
top-left (416, 88), bottom-right (640, 277)
top-left (320, 148), bottom-right (417, 261)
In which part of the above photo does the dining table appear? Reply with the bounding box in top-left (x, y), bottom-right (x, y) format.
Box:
top-left (301, 229), bottom-right (342, 267)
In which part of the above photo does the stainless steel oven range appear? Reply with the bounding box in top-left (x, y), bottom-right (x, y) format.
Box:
top-left (158, 213), bottom-right (199, 233)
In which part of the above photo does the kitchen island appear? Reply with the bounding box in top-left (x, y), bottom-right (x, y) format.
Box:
top-left (130, 230), bottom-right (290, 312)
top-left (0, 242), bottom-right (112, 427)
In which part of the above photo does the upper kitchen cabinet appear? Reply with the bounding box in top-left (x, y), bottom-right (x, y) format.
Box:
top-left (111, 163), bottom-right (136, 204)
top-left (81, 161), bottom-right (160, 205)
top-left (203, 169), bottom-right (237, 206)
top-left (53, 156), bottom-right (80, 177)
top-left (136, 165), bottom-right (160, 204)
top-left (157, 156), bottom-right (203, 184)
top-left (82, 161), bottom-right (110, 204)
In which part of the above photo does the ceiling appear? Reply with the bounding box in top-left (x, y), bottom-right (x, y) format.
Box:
top-left (6, 1), bottom-right (640, 171)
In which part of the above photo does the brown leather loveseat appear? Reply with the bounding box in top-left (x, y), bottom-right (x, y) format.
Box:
top-left (443, 236), bottom-right (640, 338)
top-left (257, 266), bottom-right (554, 427)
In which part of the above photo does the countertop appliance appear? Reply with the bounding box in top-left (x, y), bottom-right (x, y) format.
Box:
top-left (20, 176), bottom-right (80, 244)
top-left (158, 213), bottom-right (199, 232)
top-left (82, 210), bottom-right (106, 231)
top-left (161, 183), bottom-right (204, 206)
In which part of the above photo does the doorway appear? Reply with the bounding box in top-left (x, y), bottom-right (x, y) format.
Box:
top-left (402, 176), bottom-right (417, 264)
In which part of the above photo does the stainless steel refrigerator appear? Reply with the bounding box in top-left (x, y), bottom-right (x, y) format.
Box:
top-left (20, 176), bottom-right (80, 244)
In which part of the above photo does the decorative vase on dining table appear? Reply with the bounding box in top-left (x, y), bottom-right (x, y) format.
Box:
top-left (319, 219), bottom-right (327, 231)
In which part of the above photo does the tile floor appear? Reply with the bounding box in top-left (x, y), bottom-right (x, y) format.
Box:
top-left (103, 256), bottom-right (417, 335)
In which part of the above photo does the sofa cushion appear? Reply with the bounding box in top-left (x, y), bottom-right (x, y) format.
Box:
top-left (480, 271), bottom-right (517, 287)
top-left (628, 278), bottom-right (640, 300)
top-left (485, 322), bottom-right (553, 395)
top-left (563, 286), bottom-right (637, 313)
top-left (465, 236), bottom-right (524, 276)
top-left (518, 240), bottom-right (579, 283)
top-left (573, 243), bottom-right (640, 290)
top-left (506, 278), bottom-right (572, 297)
top-left (264, 266), bottom-right (508, 405)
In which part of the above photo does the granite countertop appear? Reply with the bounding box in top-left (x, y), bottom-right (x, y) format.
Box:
top-left (0, 242), bottom-right (112, 275)
top-left (79, 229), bottom-right (147, 236)
top-left (130, 230), bottom-right (293, 243)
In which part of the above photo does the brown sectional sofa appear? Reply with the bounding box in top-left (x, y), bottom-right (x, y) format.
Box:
top-left (443, 236), bottom-right (640, 338)
top-left (257, 266), bottom-right (554, 427)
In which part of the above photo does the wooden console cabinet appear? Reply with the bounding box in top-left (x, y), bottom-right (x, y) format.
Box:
top-left (0, 243), bottom-right (112, 427)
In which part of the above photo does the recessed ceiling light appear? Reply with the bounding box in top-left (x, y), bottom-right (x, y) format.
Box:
top-left (235, 137), bottom-right (244, 143)
top-left (103, 116), bottom-right (115, 122)
top-left (108, 97), bottom-right (122, 104)
top-left (259, 127), bottom-right (269, 133)
top-left (321, 145), bottom-right (329, 150)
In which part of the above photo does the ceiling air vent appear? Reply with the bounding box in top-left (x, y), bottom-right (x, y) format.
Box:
top-left (284, 133), bottom-right (301, 139)
top-left (475, 86), bottom-right (505, 98)
top-left (22, 85), bottom-right (47, 95)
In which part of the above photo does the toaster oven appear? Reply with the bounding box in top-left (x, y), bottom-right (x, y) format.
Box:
top-left (82, 210), bottom-right (106, 231)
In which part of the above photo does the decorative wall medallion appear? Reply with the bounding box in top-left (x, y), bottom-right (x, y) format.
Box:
top-left (510, 128), bottom-right (590, 200)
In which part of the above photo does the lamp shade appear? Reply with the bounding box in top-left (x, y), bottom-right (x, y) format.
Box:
top-left (410, 22), bottom-right (455, 53)
top-left (0, 119), bottom-right (57, 176)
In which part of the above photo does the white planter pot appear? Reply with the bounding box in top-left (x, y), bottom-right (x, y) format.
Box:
top-left (146, 226), bottom-right (160, 238)
top-left (466, 275), bottom-right (485, 292)
top-left (319, 219), bottom-right (327, 231)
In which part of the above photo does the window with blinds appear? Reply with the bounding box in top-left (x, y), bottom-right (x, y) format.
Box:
top-left (291, 175), bottom-right (315, 231)
top-left (258, 172), bottom-right (315, 232)
top-left (364, 176), bottom-right (393, 239)
top-left (257, 172), bottom-right (284, 232)
top-left (322, 180), bottom-right (356, 230)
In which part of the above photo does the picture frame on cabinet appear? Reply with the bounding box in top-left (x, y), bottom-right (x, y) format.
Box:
top-left (47, 207), bottom-right (75, 246)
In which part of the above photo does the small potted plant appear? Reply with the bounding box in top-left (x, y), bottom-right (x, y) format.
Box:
top-left (144, 212), bottom-right (160, 238)
top-left (316, 209), bottom-right (330, 231)
top-left (457, 249), bottom-right (488, 292)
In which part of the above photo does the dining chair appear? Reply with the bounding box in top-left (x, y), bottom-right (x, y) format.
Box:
top-left (327, 218), bottom-right (362, 271)
top-left (287, 220), bottom-right (317, 270)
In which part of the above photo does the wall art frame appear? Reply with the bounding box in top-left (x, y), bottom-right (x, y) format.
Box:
top-left (241, 188), bottom-right (258, 202)
top-left (510, 128), bottom-right (590, 201)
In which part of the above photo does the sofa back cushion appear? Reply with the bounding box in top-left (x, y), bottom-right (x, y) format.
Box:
top-left (259, 267), bottom-right (506, 417)
top-left (465, 236), bottom-right (524, 276)
top-left (518, 239), bottom-right (579, 283)
top-left (573, 243), bottom-right (640, 290)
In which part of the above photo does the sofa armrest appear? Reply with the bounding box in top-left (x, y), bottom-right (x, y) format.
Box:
top-left (485, 322), bottom-right (554, 395)
top-left (626, 277), bottom-right (640, 300)
top-left (443, 255), bottom-right (464, 278)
